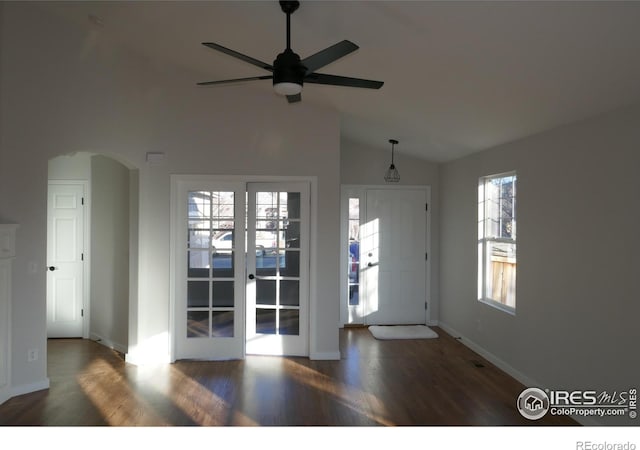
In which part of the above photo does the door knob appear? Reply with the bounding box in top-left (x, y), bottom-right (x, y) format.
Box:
top-left (48, 266), bottom-right (56, 271)
top-left (248, 274), bottom-right (255, 280)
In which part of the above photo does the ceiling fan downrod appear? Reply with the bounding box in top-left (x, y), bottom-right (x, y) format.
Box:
top-left (280, 1), bottom-right (300, 50)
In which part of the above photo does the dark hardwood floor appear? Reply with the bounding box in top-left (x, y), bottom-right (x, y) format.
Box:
top-left (0, 327), bottom-right (576, 426)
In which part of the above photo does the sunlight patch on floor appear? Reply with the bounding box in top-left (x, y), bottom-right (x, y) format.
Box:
top-left (283, 358), bottom-right (394, 425)
top-left (76, 358), bottom-right (168, 425)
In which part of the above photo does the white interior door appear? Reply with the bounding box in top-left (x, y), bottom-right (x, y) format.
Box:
top-left (47, 183), bottom-right (85, 338)
top-left (175, 182), bottom-right (246, 360)
top-left (361, 188), bottom-right (427, 325)
top-left (246, 183), bottom-right (309, 356)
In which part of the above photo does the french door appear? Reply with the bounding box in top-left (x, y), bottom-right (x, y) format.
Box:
top-left (173, 179), bottom-right (309, 360)
top-left (246, 183), bottom-right (309, 356)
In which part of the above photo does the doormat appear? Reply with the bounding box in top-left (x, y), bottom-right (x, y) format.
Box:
top-left (368, 325), bottom-right (438, 340)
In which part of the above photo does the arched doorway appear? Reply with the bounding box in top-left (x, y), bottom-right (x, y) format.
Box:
top-left (47, 152), bottom-right (138, 355)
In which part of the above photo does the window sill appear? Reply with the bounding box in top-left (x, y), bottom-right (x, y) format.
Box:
top-left (478, 298), bottom-right (516, 316)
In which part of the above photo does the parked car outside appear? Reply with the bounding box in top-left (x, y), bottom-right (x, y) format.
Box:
top-left (211, 231), bottom-right (272, 256)
top-left (349, 239), bottom-right (359, 283)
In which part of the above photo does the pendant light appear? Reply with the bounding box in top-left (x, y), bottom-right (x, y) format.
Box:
top-left (384, 139), bottom-right (400, 183)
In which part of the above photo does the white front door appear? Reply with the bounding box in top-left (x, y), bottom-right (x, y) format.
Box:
top-left (245, 183), bottom-right (309, 356)
top-left (47, 183), bottom-right (86, 338)
top-left (342, 187), bottom-right (428, 326)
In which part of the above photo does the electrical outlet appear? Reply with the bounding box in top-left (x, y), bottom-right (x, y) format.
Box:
top-left (27, 349), bottom-right (38, 362)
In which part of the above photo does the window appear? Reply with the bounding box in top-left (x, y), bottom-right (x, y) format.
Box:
top-left (478, 172), bottom-right (517, 313)
top-left (347, 198), bottom-right (360, 306)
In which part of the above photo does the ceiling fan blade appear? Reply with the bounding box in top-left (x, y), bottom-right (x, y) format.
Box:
top-left (301, 40), bottom-right (359, 74)
top-left (304, 73), bottom-right (384, 89)
top-left (286, 93), bottom-right (302, 103)
top-left (202, 42), bottom-right (274, 72)
top-left (197, 75), bottom-right (273, 86)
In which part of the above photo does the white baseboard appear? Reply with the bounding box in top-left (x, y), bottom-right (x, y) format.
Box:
top-left (89, 333), bottom-right (127, 354)
top-left (11, 378), bottom-right (50, 398)
top-left (438, 321), bottom-right (598, 426)
top-left (438, 321), bottom-right (539, 388)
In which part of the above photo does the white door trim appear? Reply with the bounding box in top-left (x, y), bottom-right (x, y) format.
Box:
top-left (47, 180), bottom-right (91, 339)
top-left (339, 184), bottom-right (431, 327)
top-left (169, 175), bottom-right (317, 362)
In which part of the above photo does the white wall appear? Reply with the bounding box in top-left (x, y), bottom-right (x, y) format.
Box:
top-left (48, 153), bottom-right (91, 180)
top-left (439, 102), bottom-right (640, 425)
top-left (341, 139), bottom-right (440, 322)
top-left (0, 2), bottom-right (341, 397)
top-left (90, 155), bottom-right (130, 352)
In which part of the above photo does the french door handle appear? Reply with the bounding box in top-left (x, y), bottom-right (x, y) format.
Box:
top-left (367, 262), bottom-right (378, 267)
top-left (48, 266), bottom-right (57, 271)
top-left (248, 274), bottom-right (255, 280)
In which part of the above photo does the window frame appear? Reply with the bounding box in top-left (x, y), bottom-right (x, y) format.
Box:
top-left (478, 171), bottom-right (517, 315)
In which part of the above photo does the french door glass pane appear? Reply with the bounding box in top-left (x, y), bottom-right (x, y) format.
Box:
top-left (212, 192), bottom-right (235, 219)
top-left (188, 251), bottom-right (209, 278)
top-left (256, 279), bottom-right (276, 305)
top-left (256, 192), bottom-right (278, 219)
top-left (187, 311), bottom-right (209, 338)
top-left (212, 281), bottom-right (234, 307)
top-left (256, 309), bottom-right (277, 334)
top-left (256, 228), bottom-right (277, 254)
top-left (256, 260), bottom-right (277, 277)
top-left (282, 222), bottom-right (300, 249)
top-left (211, 311), bottom-right (234, 337)
top-left (283, 192), bottom-right (301, 219)
top-left (212, 250), bottom-right (234, 277)
top-left (189, 192), bottom-right (211, 218)
top-left (255, 192), bottom-right (300, 219)
top-left (188, 220), bottom-right (211, 248)
top-left (280, 251), bottom-right (300, 277)
top-left (280, 280), bottom-right (299, 306)
top-left (279, 310), bottom-right (300, 335)
top-left (187, 281), bottom-right (208, 307)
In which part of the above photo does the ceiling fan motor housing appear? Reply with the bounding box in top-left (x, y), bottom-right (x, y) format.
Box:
top-left (273, 49), bottom-right (306, 88)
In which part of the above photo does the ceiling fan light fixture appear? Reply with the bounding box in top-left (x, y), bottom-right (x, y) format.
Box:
top-left (384, 139), bottom-right (400, 183)
top-left (274, 81), bottom-right (303, 96)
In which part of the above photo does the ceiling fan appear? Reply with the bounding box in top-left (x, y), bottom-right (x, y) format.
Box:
top-left (197, 0), bottom-right (384, 103)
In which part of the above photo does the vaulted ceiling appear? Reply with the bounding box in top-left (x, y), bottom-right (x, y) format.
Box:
top-left (42, 1), bottom-right (640, 162)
